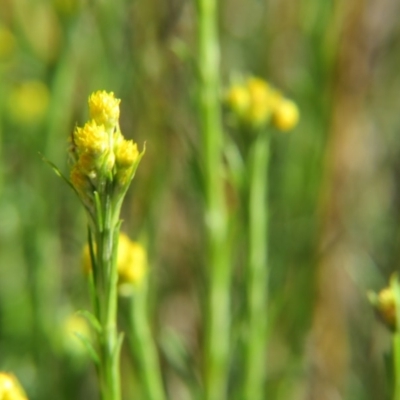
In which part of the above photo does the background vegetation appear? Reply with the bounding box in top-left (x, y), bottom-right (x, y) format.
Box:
top-left (1, 0), bottom-right (400, 399)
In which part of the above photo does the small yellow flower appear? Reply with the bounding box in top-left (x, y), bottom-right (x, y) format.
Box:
top-left (225, 77), bottom-right (288, 129)
top-left (73, 120), bottom-right (108, 156)
top-left (114, 139), bottom-right (140, 187)
top-left (225, 85), bottom-right (250, 118)
top-left (88, 91), bottom-right (120, 128)
top-left (115, 139), bottom-right (139, 167)
top-left (368, 287), bottom-right (396, 330)
top-left (118, 241), bottom-right (147, 286)
top-left (116, 233), bottom-right (134, 269)
top-left (272, 98), bottom-right (299, 132)
top-left (246, 78), bottom-right (281, 126)
top-left (0, 372), bottom-right (28, 400)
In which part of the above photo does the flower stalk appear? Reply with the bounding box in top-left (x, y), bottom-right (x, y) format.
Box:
top-left (195, 0), bottom-right (231, 399)
top-left (128, 276), bottom-right (166, 400)
top-left (224, 77), bottom-right (299, 400)
top-left (242, 131), bottom-right (270, 400)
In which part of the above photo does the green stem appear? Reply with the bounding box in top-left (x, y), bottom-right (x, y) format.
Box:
top-left (394, 333), bottom-right (400, 400)
top-left (196, 0), bottom-right (231, 399)
top-left (128, 279), bottom-right (166, 400)
top-left (393, 276), bottom-right (400, 400)
top-left (95, 192), bottom-right (121, 400)
top-left (243, 133), bottom-right (270, 400)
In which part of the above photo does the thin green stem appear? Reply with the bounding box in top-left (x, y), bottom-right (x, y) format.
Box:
top-left (243, 133), bottom-right (270, 400)
top-left (128, 279), bottom-right (166, 400)
top-left (94, 190), bottom-right (121, 400)
top-left (392, 276), bottom-right (400, 400)
top-left (196, 0), bottom-right (231, 399)
top-left (394, 333), bottom-right (400, 400)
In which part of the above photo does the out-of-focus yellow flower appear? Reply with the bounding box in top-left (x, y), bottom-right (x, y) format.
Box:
top-left (88, 91), bottom-right (120, 128)
top-left (225, 85), bottom-right (250, 118)
top-left (7, 81), bottom-right (49, 125)
top-left (0, 26), bottom-right (16, 60)
top-left (0, 372), bottom-right (28, 400)
top-left (224, 76), bottom-right (299, 132)
top-left (61, 314), bottom-right (91, 360)
top-left (82, 233), bottom-right (147, 288)
top-left (118, 241), bottom-right (147, 286)
top-left (368, 286), bottom-right (396, 330)
top-left (272, 98), bottom-right (299, 132)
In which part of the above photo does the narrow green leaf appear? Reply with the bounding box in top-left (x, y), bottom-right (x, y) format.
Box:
top-left (113, 332), bottom-right (125, 362)
top-left (74, 332), bottom-right (100, 365)
top-left (76, 310), bottom-right (102, 334)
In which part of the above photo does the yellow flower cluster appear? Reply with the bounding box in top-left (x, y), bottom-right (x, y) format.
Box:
top-left (225, 77), bottom-right (299, 131)
top-left (83, 232), bottom-right (147, 289)
top-left (70, 91), bottom-right (143, 207)
top-left (0, 373), bottom-right (28, 400)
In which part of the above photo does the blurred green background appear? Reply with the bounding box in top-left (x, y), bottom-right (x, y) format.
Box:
top-left (1, 0), bottom-right (400, 399)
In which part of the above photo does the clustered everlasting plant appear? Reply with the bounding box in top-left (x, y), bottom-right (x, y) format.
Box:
top-left (68, 91), bottom-right (144, 400)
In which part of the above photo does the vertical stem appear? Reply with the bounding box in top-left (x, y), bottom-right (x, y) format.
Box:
top-left (392, 277), bottom-right (400, 400)
top-left (196, 0), bottom-right (231, 400)
top-left (394, 333), bottom-right (400, 400)
top-left (128, 279), bottom-right (166, 400)
top-left (96, 194), bottom-right (121, 400)
top-left (243, 133), bottom-right (270, 400)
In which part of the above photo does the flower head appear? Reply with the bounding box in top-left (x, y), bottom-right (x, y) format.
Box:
top-left (224, 76), bottom-right (299, 132)
top-left (225, 85), bottom-right (250, 118)
top-left (68, 90), bottom-right (144, 225)
top-left (118, 240), bottom-right (147, 286)
top-left (0, 372), bottom-right (28, 400)
top-left (272, 98), bottom-right (299, 132)
top-left (88, 91), bottom-right (120, 128)
top-left (73, 120), bottom-right (108, 156)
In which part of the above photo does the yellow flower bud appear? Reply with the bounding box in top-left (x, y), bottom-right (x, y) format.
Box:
top-left (73, 120), bottom-right (108, 156)
top-left (88, 91), bottom-right (120, 128)
top-left (368, 287), bottom-right (396, 330)
top-left (246, 77), bottom-right (281, 127)
top-left (118, 241), bottom-right (147, 286)
top-left (0, 372), bottom-right (28, 400)
top-left (272, 98), bottom-right (299, 132)
top-left (225, 85), bottom-right (250, 118)
top-left (114, 139), bottom-right (140, 187)
top-left (115, 139), bottom-right (139, 168)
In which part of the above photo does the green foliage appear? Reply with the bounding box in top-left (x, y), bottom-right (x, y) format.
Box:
top-left (0, 0), bottom-right (400, 399)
